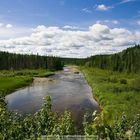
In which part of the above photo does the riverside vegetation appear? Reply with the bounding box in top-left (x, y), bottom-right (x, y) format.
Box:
top-left (81, 67), bottom-right (140, 139)
top-left (0, 45), bottom-right (140, 139)
top-left (0, 70), bottom-right (54, 96)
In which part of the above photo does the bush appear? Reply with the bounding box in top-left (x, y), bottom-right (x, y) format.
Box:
top-left (0, 96), bottom-right (76, 139)
top-left (132, 78), bottom-right (140, 92)
top-left (83, 111), bottom-right (140, 140)
top-left (120, 79), bottom-right (127, 84)
top-left (1, 94), bottom-right (140, 139)
top-left (74, 71), bottom-right (80, 74)
top-left (108, 77), bottom-right (118, 83)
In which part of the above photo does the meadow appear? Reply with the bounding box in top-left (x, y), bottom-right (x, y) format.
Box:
top-left (0, 70), bottom-right (54, 96)
top-left (81, 66), bottom-right (140, 121)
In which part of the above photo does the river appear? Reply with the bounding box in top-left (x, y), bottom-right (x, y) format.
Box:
top-left (6, 66), bottom-right (98, 127)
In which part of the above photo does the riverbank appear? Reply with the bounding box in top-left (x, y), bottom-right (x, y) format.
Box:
top-left (80, 66), bottom-right (140, 122)
top-left (0, 69), bottom-right (54, 96)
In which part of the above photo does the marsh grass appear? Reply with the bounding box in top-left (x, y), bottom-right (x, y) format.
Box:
top-left (0, 69), bottom-right (54, 77)
top-left (81, 66), bottom-right (140, 121)
top-left (0, 69), bottom-right (54, 96)
top-left (0, 77), bottom-right (33, 96)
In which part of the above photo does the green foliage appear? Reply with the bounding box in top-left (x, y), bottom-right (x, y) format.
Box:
top-left (0, 96), bottom-right (76, 139)
top-left (0, 77), bottom-right (33, 96)
top-left (85, 45), bottom-right (140, 73)
top-left (0, 69), bottom-right (54, 77)
top-left (108, 76), bottom-right (118, 83)
top-left (52, 111), bottom-right (75, 135)
top-left (0, 69), bottom-right (55, 96)
top-left (47, 57), bottom-right (64, 71)
top-left (83, 111), bottom-right (140, 139)
top-left (64, 45), bottom-right (140, 73)
top-left (81, 67), bottom-right (140, 121)
top-left (131, 78), bottom-right (140, 92)
top-left (120, 79), bottom-right (127, 84)
top-left (0, 93), bottom-right (139, 139)
top-left (0, 51), bottom-right (63, 71)
top-left (81, 65), bottom-right (140, 139)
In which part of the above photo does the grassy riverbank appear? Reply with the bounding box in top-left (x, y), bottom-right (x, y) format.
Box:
top-left (0, 70), bottom-right (54, 96)
top-left (81, 66), bottom-right (140, 121)
top-left (0, 77), bottom-right (33, 96)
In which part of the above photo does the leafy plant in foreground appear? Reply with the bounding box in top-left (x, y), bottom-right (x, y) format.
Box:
top-left (0, 95), bottom-right (140, 139)
top-left (83, 111), bottom-right (140, 140)
top-left (0, 96), bottom-right (76, 139)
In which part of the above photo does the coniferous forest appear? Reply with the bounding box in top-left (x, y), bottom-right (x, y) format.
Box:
top-left (1, 44), bottom-right (139, 72)
top-left (0, 52), bottom-right (63, 70)
top-left (85, 45), bottom-right (140, 73)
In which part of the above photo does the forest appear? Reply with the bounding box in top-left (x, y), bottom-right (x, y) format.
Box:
top-left (63, 44), bottom-right (140, 73)
top-left (0, 44), bottom-right (140, 73)
top-left (0, 52), bottom-right (63, 71)
top-left (85, 45), bottom-right (140, 73)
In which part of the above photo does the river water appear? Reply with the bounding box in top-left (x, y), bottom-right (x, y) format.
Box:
top-left (6, 66), bottom-right (98, 126)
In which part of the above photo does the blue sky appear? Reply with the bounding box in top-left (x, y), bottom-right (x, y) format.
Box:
top-left (0, 0), bottom-right (140, 28)
top-left (0, 0), bottom-right (140, 57)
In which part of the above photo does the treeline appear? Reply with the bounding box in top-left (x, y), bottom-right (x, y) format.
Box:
top-left (85, 45), bottom-right (140, 73)
top-left (61, 45), bottom-right (140, 73)
top-left (0, 45), bottom-right (140, 72)
top-left (0, 52), bottom-right (63, 70)
top-left (61, 57), bottom-right (86, 66)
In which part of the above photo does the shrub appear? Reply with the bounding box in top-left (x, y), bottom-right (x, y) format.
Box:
top-left (108, 77), bottom-right (118, 83)
top-left (0, 96), bottom-right (76, 139)
top-left (120, 79), bottom-right (127, 84)
top-left (83, 111), bottom-right (140, 140)
top-left (132, 78), bottom-right (140, 92)
top-left (74, 71), bottom-right (79, 74)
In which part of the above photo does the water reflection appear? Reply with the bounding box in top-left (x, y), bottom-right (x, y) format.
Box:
top-left (6, 67), bottom-right (98, 125)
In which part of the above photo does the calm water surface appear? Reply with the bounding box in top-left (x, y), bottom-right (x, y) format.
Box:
top-left (6, 67), bottom-right (98, 125)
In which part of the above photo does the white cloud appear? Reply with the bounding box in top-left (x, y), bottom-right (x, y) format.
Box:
top-left (0, 24), bottom-right (140, 58)
top-left (82, 8), bottom-right (92, 13)
top-left (0, 23), bottom-right (4, 27)
top-left (98, 0), bottom-right (138, 10)
top-left (105, 20), bottom-right (119, 24)
top-left (96, 4), bottom-right (112, 11)
top-left (97, 20), bottom-right (119, 25)
top-left (120, 0), bottom-right (137, 4)
top-left (0, 25), bottom-right (32, 39)
top-left (137, 20), bottom-right (140, 25)
top-left (112, 20), bottom-right (119, 24)
top-left (0, 23), bottom-right (13, 28)
top-left (6, 24), bottom-right (13, 28)
top-left (63, 25), bottom-right (79, 30)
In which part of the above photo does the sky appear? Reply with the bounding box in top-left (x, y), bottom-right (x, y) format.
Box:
top-left (0, 0), bottom-right (140, 58)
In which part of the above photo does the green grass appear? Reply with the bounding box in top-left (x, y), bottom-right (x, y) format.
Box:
top-left (0, 69), bottom-right (54, 77)
top-left (81, 66), bottom-right (140, 122)
top-left (36, 71), bottom-right (54, 77)
top-left (0, 77), bottom-right (33, 96)
top-left (0, 69), bottom-right (54, 96)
